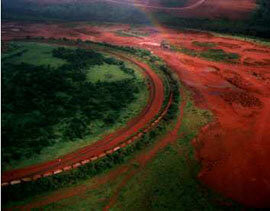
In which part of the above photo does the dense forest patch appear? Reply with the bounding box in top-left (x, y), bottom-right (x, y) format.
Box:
top-left (2, 43), bottom-right (147, 170)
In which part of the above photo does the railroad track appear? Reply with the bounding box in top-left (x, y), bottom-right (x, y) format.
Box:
top-left (2, 41), bottom-right (173, 186)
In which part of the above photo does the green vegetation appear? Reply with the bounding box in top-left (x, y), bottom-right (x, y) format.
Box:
top-left (87, 64), bottom-right (132, 83)
top-left (6, 87), bottom-right (237, 210)
top-left (200, 49), bottom-right (240, 63)
top-left (39, 98), bottom-right (227, 210)
top-left (2, 43), bottom-right (147, 170)
top-left (114, 144), bottom-right (233, 210)
top-left (213, 32), bottom-right (270, 47)
top-left (177, 47), bottom-right (197, 57)
top-left (112, 88), bottom-right (240, 210)
top-left (176, 46), bottom-right (240, 63)
top-left (115, 30), bottom-right (150, 38)
top-left (2, 39), bottom-right (180, 208)
top-left (2, 127), bottom-right (176, 207)
top-left (168, 41), bottom-right (239, 63)
top-left (43, 172), bottom-right (125, 210)
top-left (2, 42), bottom-right (67, 67)
top-left (192, 41), bottom-right (216, 48)
top-left (2, 39), bottom-right (238, 210)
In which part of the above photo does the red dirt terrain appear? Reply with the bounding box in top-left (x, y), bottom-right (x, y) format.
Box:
top-left (2, 22), bottom-right (270, 208)
top-left (154, 31), bottom-right (270, 208)
top-left (156, 32), bottom-right (270, 208)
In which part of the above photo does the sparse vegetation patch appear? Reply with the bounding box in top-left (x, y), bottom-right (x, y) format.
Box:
top-left (174, 45), bottom-right (240, 63)
top-left (115, 29), bottom-right (150, 38)
top-left (192, 41), bottom-right (216, 48)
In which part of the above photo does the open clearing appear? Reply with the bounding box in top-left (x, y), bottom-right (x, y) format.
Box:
top-left (87, 64), bottom-right (132, 83)
top-left (2, 42), bottom-right (68, 67)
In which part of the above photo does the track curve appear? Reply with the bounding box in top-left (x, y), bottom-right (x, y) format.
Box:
top-left (2, 45), bottom-right (166, 185)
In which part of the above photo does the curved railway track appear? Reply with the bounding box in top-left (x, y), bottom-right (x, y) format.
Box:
top-left (2, 43), bottom-right (172, 186)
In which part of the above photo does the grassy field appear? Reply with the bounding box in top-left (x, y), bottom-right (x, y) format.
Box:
top-left (2, 42), bottom-right (68, 67)
top-left (2, 42), bottom-right (149, 170)
top-left (87, 64), bottom-right (132, 83)
top-left (115, 30), bottom-right (150, 38)
top-left (200, 49), bottom-right (240, 63)
top-left (177, 46), bottom-right (240, 63)
top-left (42, 169), bottom-right (126, 210)
top-left (192, 41), bottom-right (217, 48)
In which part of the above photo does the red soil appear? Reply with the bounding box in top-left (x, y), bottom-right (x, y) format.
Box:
top-left (2, 22), bottom-right (270, 207)
top-left (154, 31), bottom-right (270, 208)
